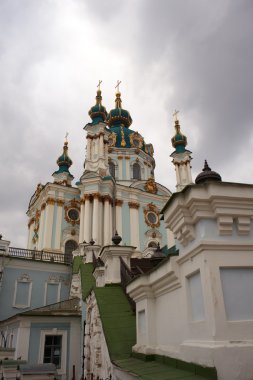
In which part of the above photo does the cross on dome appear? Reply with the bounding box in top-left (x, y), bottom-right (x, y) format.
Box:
top-left (115, 80), bottom-right (122, 93)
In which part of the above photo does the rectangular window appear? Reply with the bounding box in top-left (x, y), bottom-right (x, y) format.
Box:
top-left (43, 335), bottom-right (62, 369)
top-left (13, 279), bottom-right (32, 308)
top-left (188, 271), bottom-right (205, 321)
top-left (220, 268), bottom-right (253, 321)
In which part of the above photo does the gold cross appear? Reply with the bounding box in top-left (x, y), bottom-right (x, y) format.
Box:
top-left (173, 109), bottom-right (179, 121)
top-left (115, 80), bottom-right (122, 93)
top-left (97, 80), bottom-right (102, 91)
top-left (65, 132), bottom-right (69, 143)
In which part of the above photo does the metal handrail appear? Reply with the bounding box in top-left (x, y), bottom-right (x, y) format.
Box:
top-left (5, 247), bottom-right (72, 265)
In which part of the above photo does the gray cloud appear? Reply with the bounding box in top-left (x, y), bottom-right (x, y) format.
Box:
top-left (0, 0), bottom-right (253, 246)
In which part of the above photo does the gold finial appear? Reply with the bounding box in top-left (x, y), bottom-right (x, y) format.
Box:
top-left (97, 80), bottom-right (102, 91)
top-left (173, 109), bottom-right (179, 122)
top-left (115, 80), bottom-right (122, 94)
top-left (64, 132), bottom-right (69, 145)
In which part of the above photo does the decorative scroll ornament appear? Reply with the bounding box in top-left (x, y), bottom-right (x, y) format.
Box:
top-left (64, 199), bottom-right (80, 226)
top-left (145, 143), bottom-right (154, 157)
top-left (120, 126), bottom-right (126, 147)
top-left (130, 132), bottom-right (144, 149)
top-left (145, 177), bottom-right (158, 194)
top-left (32, 209), bottom-right (40, 243)
top-left (108, 132), bottom-right (117, 147)
top-left (144, 203), bottom-right (160, 228)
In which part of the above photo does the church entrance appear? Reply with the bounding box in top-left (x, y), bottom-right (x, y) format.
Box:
top-left (64, 240), bottom-right (78, 263)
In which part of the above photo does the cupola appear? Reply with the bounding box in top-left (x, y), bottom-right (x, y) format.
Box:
top-left (195, 160), bottom-right (222, 184)
top-left (88, 82), bottom-right (107, 124)
top-left (171, 111), bottom-right (187, 153)
top-left (107, 82), bottom-right (132, 128)
top-left (52, 135), bottom-right (74, 186)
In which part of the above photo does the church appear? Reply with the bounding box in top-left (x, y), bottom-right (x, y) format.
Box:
top-left (0, 84), bottom-right (253, 380)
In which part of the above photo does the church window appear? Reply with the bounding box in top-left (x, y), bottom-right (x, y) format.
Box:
top-left (67, 208), bottom-right (79, 222)
top-left (147, 212), bottom-right (158, 225)
top-left (148, 241), bottom-right (158, 248)
top-left (43, 335), bottom-right (62, 369)
top-left (64, 240), bottom-right (77, 263)
top-left (133, 162), bottom-right (141, 180)
top-left (109, 161), bottom-right (115, 178)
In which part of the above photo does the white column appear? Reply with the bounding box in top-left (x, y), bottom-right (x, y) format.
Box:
top-left (38, 207), bottom-right (45, 250)
top-left (54, 201), bottom-right (63, 250)
top-left (186, 161), bottom-right (193, 182)
top-left (43, 200), bottom-right (55, 250)
top-left (115, 200), bottom-right (123, 238)
top-left (86, 137), bottom-right (92, 160)
top-left (99, 134), bottom-right (104, 157)
top-left (83, 196), bottom-right (91, 243)
top-left (98, 200), bottom-right (103, 245)
top-left (27, 221), bottom-right (34, 249)
top-left (118, 157), bottom-right (123, 179)
top-left (129, 202), bottom-right (140, 250)
top-left (103, 197), bottom-right (110, 245)
top-left (92, 195), bottom-right (100, 244)
top-left (125, 157), bottom-right (130, 180)
top-left (79, 200), bottom-right (85, 243)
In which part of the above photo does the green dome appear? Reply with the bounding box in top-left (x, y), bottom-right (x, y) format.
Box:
top-left (171, 120), bottom-right (187, 153)
top-left (54, 142), bottom-right (73, 174)
top-left (88, 89), bottom-right (107, 124)
top-left (107, 92), bottom-right (132, 128)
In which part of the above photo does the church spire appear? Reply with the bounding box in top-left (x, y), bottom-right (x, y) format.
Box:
top-left (52, 134), bottom-right (74, 186)
top-left (170, 111), bottom-right (193, 191)
top-left (171, 110), bottom-right (187, 153)
top-left (107, 81), bottom-right (132, 128)
top-left (88, 81), bottom-right (108, 124)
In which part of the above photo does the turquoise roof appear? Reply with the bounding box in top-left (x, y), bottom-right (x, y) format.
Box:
top-left (53, 141), bottom-right (73, 177)
top-left (171, 120), bottom-right (187, 153)
top-left (107, 92), bottom-right (132, 128)
top-left (88, 89), bottom-right (107, 124)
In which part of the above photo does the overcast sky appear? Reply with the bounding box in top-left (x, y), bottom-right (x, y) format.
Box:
top-left (1, 0), bottom-right (253, 247)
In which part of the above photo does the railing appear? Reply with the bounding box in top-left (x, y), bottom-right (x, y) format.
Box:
top-left (5, 247), bottom-right (72, 265)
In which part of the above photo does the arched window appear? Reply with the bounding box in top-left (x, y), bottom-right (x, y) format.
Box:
top-left (109, 161), bottom-right (115, 178)
top-left (148, 241), bottom-right (158, 248)
top-left (133, 162), bottom-right (141, 180)
top-left (64, 240), bottom-right (78, 263)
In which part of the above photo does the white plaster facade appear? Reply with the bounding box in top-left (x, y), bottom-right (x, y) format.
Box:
top-left (127, 181), bottom-right (253, 380)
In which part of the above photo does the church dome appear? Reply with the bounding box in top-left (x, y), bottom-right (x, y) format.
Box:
top-left (88, 89), bottom-right (107, 124)
top-left (195, 160), bottom-right (222, 184)
top-left (171, 120), bottom-right (187, 153)
top-left (107, 92), bottom-right (132, 128)
top-left (56, 141), bottom-right (73, 173)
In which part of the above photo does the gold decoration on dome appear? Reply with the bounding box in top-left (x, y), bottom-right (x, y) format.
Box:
top-left (144, 203), bottom-right (160, 228)
top-left (64, 198), bottom-right (80, 226)
top-left (120, 126), bottom-right (126, 147)
top-left (145, 177), bottom-right (158, 194)
top-left (129, 132), bottom-right (144, 149)
top-left (108, 132), bottom-right (117, 147)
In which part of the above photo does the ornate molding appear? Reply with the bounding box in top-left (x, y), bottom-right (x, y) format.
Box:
top-left (144, 203), bottom-right (160, 228)
top-left (56, 199), bottom-right (65, 206)
top-left (41, 203), bottom-right (46, 211)
top-left (115, 199), bottom-right (123, 206)
top-left (128, 201), bottom-right (140, 209)
top-left (145, 177), bottom-right (158, 194)
top-left (46, 197), bottom-right (55, 205)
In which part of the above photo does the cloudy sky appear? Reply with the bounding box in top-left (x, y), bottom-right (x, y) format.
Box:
top-left (1, 0), bottom-right (253, 247)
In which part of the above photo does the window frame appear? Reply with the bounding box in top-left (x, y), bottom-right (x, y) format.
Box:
top-left (38, 330), bottom-right (67, 375)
